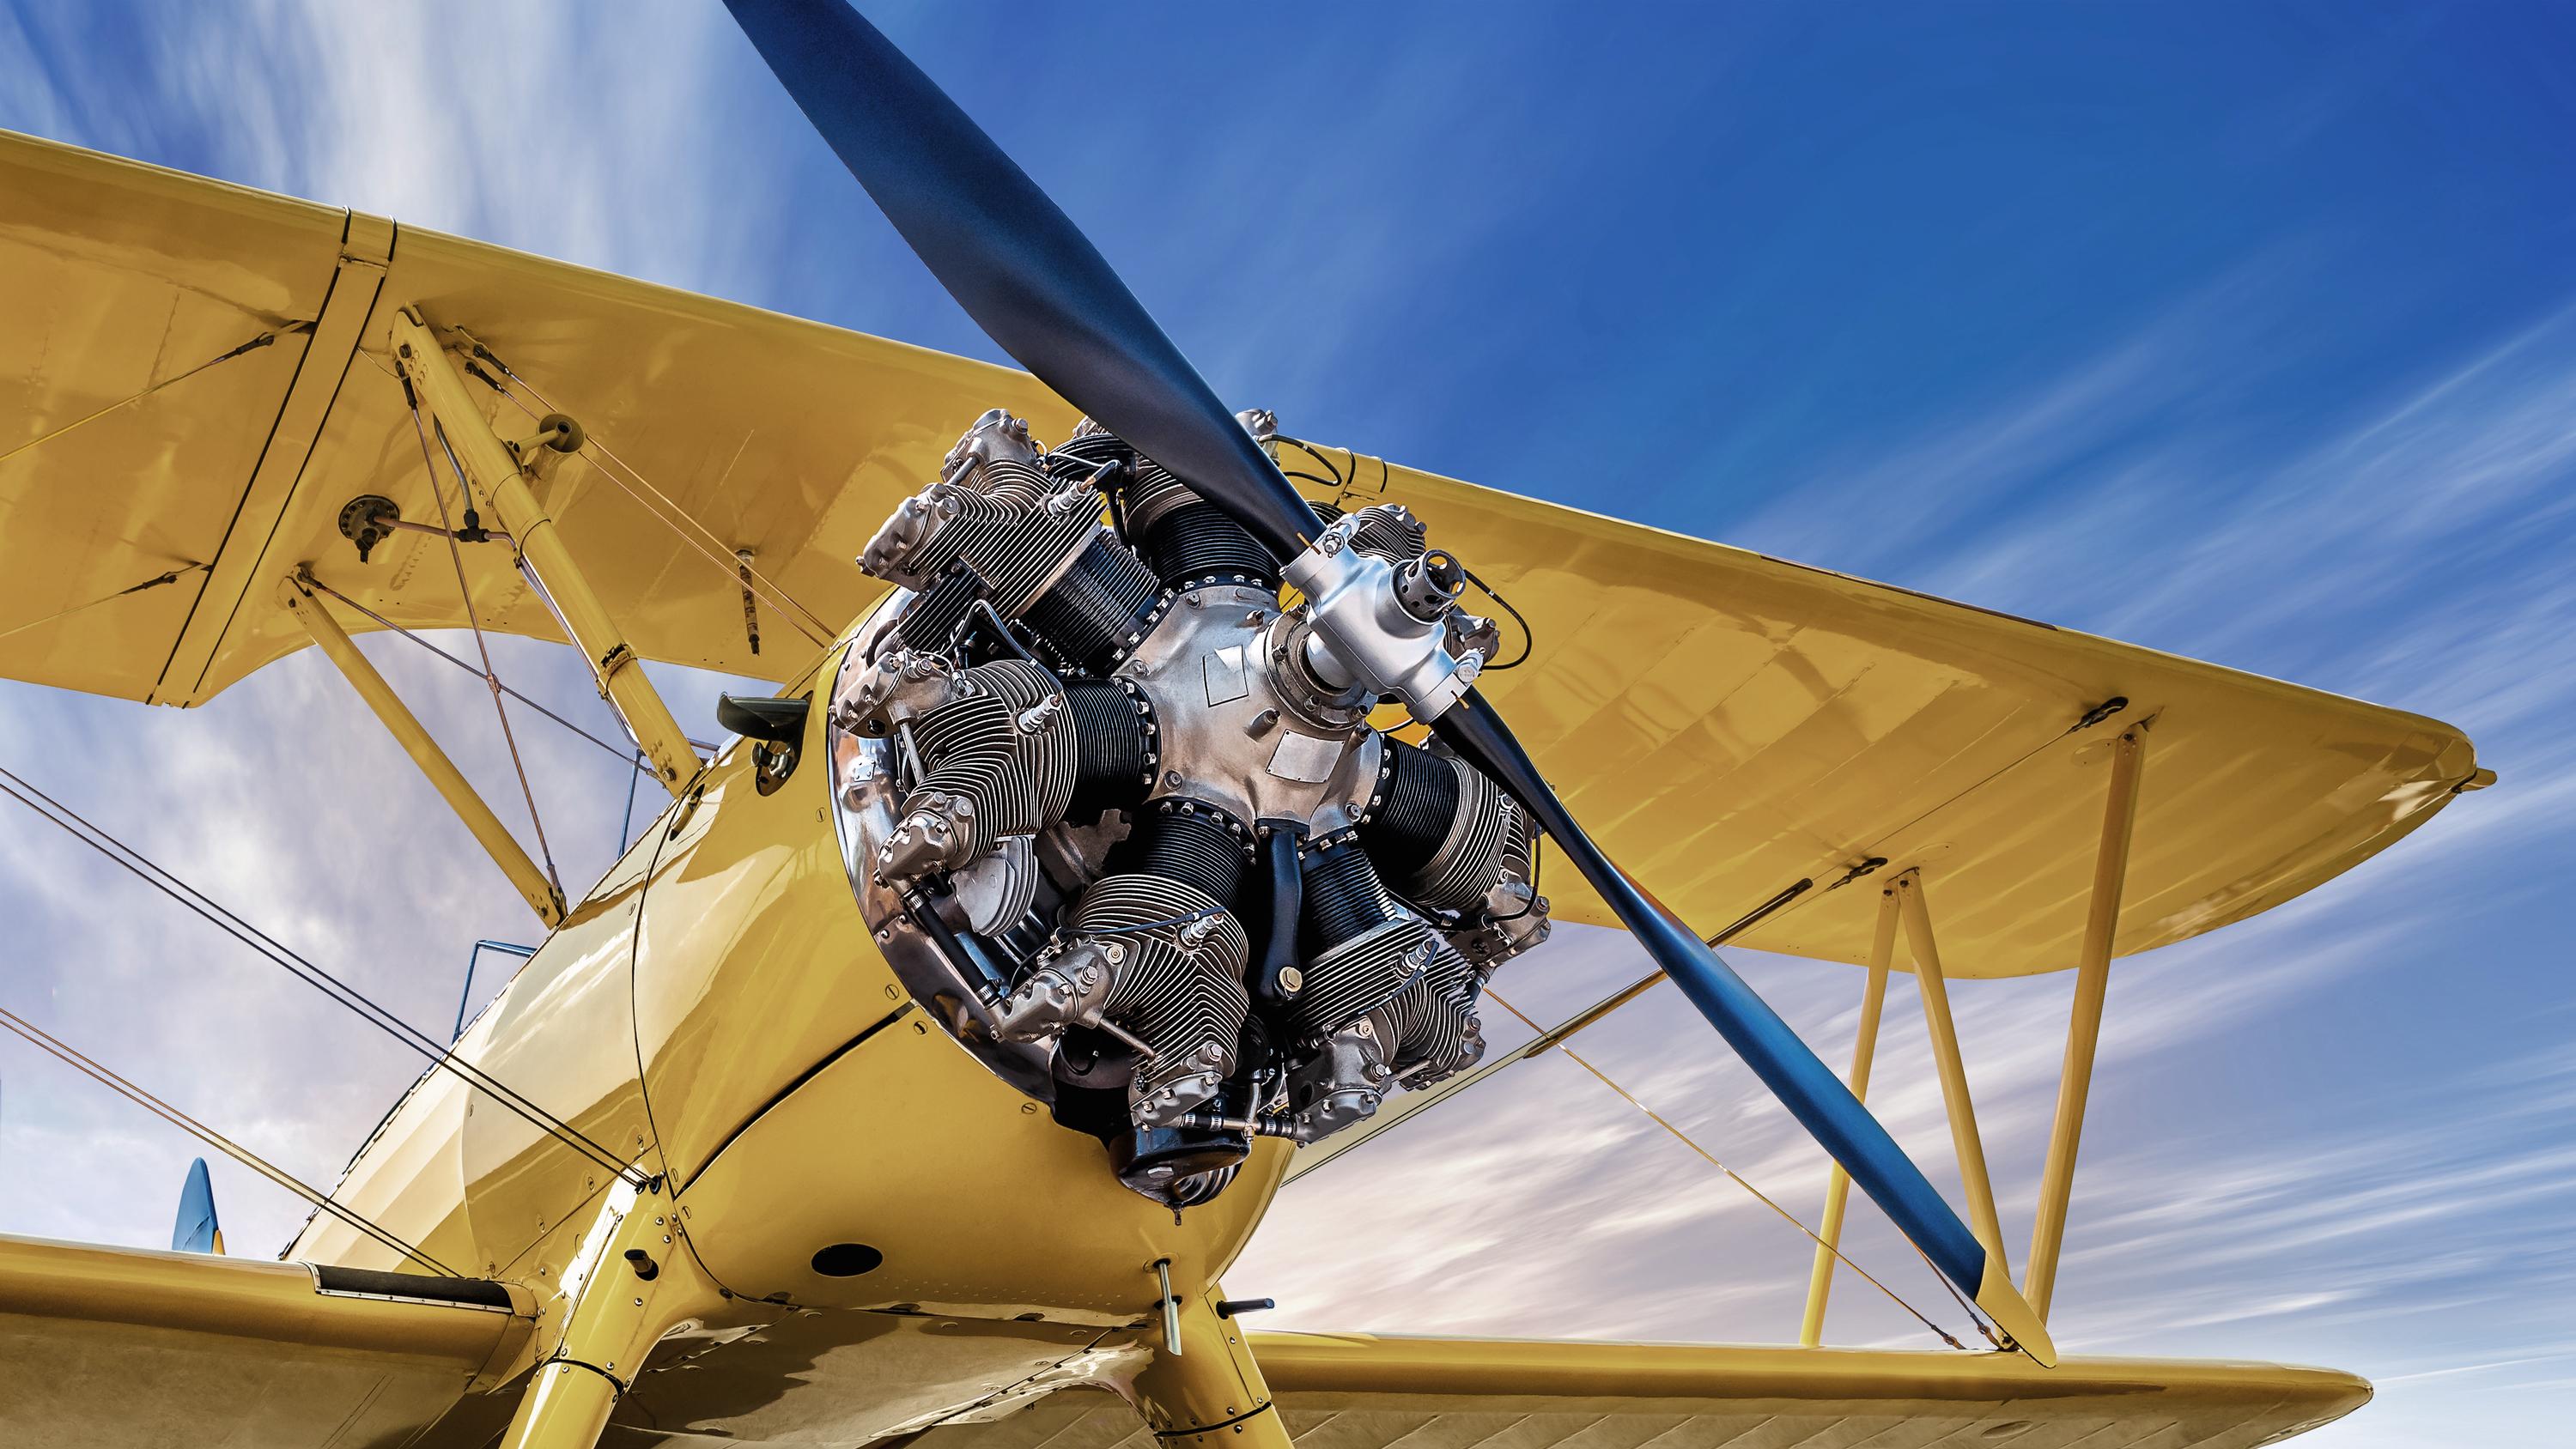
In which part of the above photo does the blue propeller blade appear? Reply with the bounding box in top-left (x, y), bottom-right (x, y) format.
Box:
top-left (722, 0), bottom-right (2053, 1362)
top-left (723, 0), bottom-right (1320, 564)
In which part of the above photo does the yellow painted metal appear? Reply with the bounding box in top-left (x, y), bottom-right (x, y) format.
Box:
top-left (290, 822), bottom-right (659, 1282)
top-left (390, 309), bottom-right (697, 797)
top-left (2026, 724), bottom-right (2148, 1322)
top-left (0, 129), bottom-right (2482, 979)
top-left (1895, 870), bottom-right (2009, 1279)
top-left (623, 650), bottom-right (886, 1192)
top-left (0, 1232), bottom-right (527, 1361)
top-left (495, 1364), bottom-right (619, 1449)
top-left (0, 1232), bottom-right (533, 1448)
top-left (1973, 1251), bottom-right (2056, 1368)
top-left (0, 133), bottom-right (343, 702)
top-left (1797, 884), bottom-right (1898, 1346)
top-left (908, 1335), bottom-right (2372, 1449)
top-left (155, 218), bottom-right (394, 703)
top-left (282, 621), bottom-right (1288, 1429)
top-left (494, 1178), bottom-right (723, 1449)
top-left (1241, 1330), bottom-right (2359, 1407)
top-left (1291, 439), bottom-right (2482, 978)
top-left (1132, 1284), bottom-right (1292, 1449)
top-left (279, 577), bottom-right (565, 926)
top-left (665, 980), bottom-right (1291, 1321)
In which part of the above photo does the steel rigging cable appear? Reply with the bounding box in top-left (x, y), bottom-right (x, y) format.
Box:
top-left (0, 764), bottom-right (647, 1186)
top-left (394, 377), bottom-right (565, 906)
top-left (1479, 987), bottom-right (1977, 1351)
top-left (465, 345), bottom-right (836, 646)
top-left (0, 1003), bottom-right (460, 1277)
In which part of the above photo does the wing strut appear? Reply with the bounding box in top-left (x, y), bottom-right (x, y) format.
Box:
top-left (390, 310), bottom-right (701, 797)
top-left (281, 579), bottom-right (567, 926)
top-left (1477, 988), bottom-right (1976, 1352)
top-left (2025, 724), bottom-right (2148, 1321)
top-left (1801, 884), bottom-right (1900, 1343)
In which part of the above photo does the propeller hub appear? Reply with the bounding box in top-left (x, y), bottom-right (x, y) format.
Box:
top-left (1283, 534), bottom-right (1483, 720)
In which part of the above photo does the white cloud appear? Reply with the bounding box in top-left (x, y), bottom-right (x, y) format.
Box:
top-left (3, 9), bottom-right (2573, 1446)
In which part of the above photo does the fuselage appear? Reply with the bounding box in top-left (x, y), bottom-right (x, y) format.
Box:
top-left (290, 604), bottom-right (1287, 1434)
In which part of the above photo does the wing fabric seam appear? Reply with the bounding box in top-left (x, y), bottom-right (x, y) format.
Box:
top-left (146, 215), bottom-right (354, 700)
top-left (173, 222), bottom-right (395, 700)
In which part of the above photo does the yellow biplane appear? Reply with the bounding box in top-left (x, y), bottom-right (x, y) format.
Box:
top-left (0, 5), bottom-right (2486, 1447)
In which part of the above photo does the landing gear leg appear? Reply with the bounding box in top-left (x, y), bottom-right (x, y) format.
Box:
top-left (496, 1178), bottom-right (712, 1449)
top-left (1132, 1280), bottom-right (1293, 1449)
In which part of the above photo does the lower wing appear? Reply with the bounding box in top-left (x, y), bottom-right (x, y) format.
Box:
top-left (916, 1331), bottom-right (2371, 1449)
top-left (0, 1233), bottom-right (532, 1449)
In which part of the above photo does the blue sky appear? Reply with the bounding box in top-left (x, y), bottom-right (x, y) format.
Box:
top-left (3, 3), bottom-right (2573, 1444)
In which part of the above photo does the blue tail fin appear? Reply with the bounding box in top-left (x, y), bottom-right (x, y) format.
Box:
top-left (172, 1157), bottom-right (222, 1254)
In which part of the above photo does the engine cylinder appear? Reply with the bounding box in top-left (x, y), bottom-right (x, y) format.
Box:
top-left (830, 408), bottom-right (1552, 1205)
top-left (1020, 536), bottom-right (1163, 676)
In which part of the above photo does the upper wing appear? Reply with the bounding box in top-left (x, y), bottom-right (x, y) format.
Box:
top-left (908, 1331), bottom-right (2371, 1449)
top-left (1, 130), bottom-right (2482, 975)
top-left (0, 127), bottom-right (1072, 705)
top-left (0, 1232), bottom-right (532, 1449)
top-left (1313, 446), bottom-right (2482, 975)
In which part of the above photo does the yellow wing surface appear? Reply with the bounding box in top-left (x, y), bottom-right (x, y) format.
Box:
top-left (0, 1234), bottom-right (532, 1449)
top-left (907, 1333), bottom-right (2369, 1449)
top-left (0, 127), bottom-right (2482, 979)
top-left (0, 1229), bottom-right (2364, 1449)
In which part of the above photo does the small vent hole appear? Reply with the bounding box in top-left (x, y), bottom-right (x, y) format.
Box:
top-left (811, 1242), bottom-right (884, 1277)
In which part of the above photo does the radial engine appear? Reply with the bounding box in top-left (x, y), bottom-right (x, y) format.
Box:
top-left (827, 409), bottom-right (1550, 1205)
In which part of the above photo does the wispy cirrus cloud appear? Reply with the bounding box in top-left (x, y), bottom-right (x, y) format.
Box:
top-left (1237, 277), bottom-right (2576, 1447)
top-left (3, 7), bottom-right (2573, 1446)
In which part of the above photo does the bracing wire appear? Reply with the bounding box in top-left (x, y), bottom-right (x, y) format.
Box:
top-left (465, 348), bottom-right (835, 646)
top-left (392, 368), bottom-right (563, 901)
top-left (0, 764), bottom-right (647, 1186)
top-left (1480, 987), bottom-right (1973, 1351)
top-left (0, 1003), bottom-right (460, 1276)
top-left (0, 561), bottom-right (209, 645)
top-left (294, 573), bottom-right (660, 774)
top-left (0, 327), bottom-right (299, 469)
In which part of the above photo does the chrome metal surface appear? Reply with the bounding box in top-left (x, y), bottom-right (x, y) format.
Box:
top-left (1115, 584), bottom-right (1376, 829)
top-left (1280, 507), bottom-right (1485, 720)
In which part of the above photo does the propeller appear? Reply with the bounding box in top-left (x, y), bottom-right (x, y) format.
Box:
top-left (724, 0), bottom-right (2054, 1364)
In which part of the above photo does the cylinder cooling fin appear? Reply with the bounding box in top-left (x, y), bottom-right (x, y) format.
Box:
top-left (825, 409), bottom-right (1550, 1206)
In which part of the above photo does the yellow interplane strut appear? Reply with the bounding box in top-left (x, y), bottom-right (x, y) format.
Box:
top-left (280, 577), bottom-right (567, 926)
top-left (1800, 883), bottom-right (1899, 1345)
top-left (2026, 724), bottom-right (2148, 1320)
top-left (391, 309), bottom-right (699, 797)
